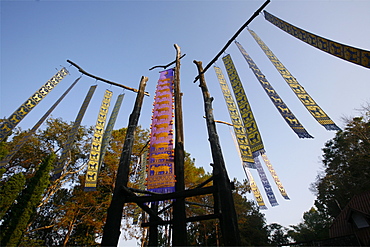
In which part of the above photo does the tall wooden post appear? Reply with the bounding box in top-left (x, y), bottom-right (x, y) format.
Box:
top-left (148, 204), bottom-right (158, 246)
top-left (172, 44), bottom-right (187, 246)
top-left (101, 76), bottom-right (148, 247)
top-left (194, 60), bottom-right (241, 246)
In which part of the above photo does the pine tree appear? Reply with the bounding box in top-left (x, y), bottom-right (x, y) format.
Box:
top-left (0, 172), bottom-right (26, 219)
top-left (0, 153), bottom-right (54, 246)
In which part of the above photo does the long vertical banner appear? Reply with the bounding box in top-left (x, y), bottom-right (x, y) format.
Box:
top-left (222, 54), bottom-right (289, 205)
top-left (248, 29), bottom-right (341, 131)
top-left (133, 150), bottom-right (149, 224)
top-left (0, 67), bottom-right (69, 142)
top-left (254, 157), bottom-right (279, 207)
top-left (147, 69), bottom-right (176, 194)
top-left (53, 85), bottom-right (97, 180)
top-left (214, 66), bottom-right (255, 168)
top-left (234, 42), bottom-right (313, 139)
top-left (243, 165), bottom-right (267, 210)
top-left (264, 11), bottom-right (370, 69)
top-left (230, 129), bottom-right (266, 209)
top-left (0, 77), bottom-right (81, 168)
top-left (99, 94), bottom-right (125, 169)
top-left (221, 54), bottom-right (265, 155)
top-left (84, 89), bottom-right (113, 191)
top-left (261, 153), bottom-right (290, 200)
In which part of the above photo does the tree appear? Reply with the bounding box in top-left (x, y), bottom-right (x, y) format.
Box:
top-left (288, 207), bottom-right (329, 243)
top-left (233, 179), bottom-right (269, 246)
top-left (267, 223), bottom-right (289, 246)
top-left (288, 105), bottom-right (370, 243)
top-left (0, 172), bottom-right (26, 219)
top-left (0, 153), bottom-right (55, 246)
top-left (0, 117), bottom-right (270, 246)
top-left (24, 123), bottom-right (150, 246)
top-left (312, 107), bottom-right (370, 219)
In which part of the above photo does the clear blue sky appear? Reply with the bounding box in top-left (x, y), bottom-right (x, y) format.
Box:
top-left (1, 0), bottom-right (369, 245)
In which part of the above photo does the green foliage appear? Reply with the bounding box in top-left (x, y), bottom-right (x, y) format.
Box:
top-left (288, 207), bottom-right (329, 242)
top-left (233, 179), bottom-right (269, 246)
top-left (312, 111), bottom-right (370, 219)
top-left (0, 172), bottom-right (26, 219)
top-left (289, 106), bottom-right (370, 243)
top-left (0, 117), bottom-right (270, 246)
top-left (0, 153), bottom-right (54, 246)
top-left (267, 223), bottom-right (289, 246)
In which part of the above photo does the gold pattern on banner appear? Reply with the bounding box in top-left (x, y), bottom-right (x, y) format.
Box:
top-left (261, 153), bottom-right (290, 200)
top-left (263, 11), bottom-right (370, 69)
top-left (234, 41), bottom-right (314, 139)
top-left (147, 69), bottom-right (176, 193)
top-left (244, 165), bottom-right (267, 210)
top-left (222, 54), bottom-right (265, 154)
top-left (84, 89), bottom-right (113, 190)
top-left (0, 77), bottom-right (80, 168)
top-left (230, 124), bottom-right (266, 209)
top-left (248, 29), bottom-right (340, 131)
top-left (99, 94), bottom-right (124, 169)
top-left (0, 67), bottom-right (69, 142)
top-left (214, 66), bottom-right (255, 167)
top-left (53, 85), bottom-right (97, 180)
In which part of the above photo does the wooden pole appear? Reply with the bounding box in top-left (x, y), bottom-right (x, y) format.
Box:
top-left (148, 204), bottom-right (159, 247)
top-left (67, 60), bottom-right (150, 96)
top-left (193, 60), bottom-right (241, 246)
top-left (193, 0), bottom-right (270, 82)
top-left (101, 76), bottom-right (148, 246)
top-left (172, 44), bottom-right (187, 246)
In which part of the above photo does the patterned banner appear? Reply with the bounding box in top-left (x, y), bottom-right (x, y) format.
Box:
top-left (248, 29), bottom-right (341, 131)
top-left (146, 69), bottom-right (176, 194)
top-left (0, 67), bottom-right (69, 142)
top-left (84, 89), bottom-right (113, 191)
top-left (243, 165), bottom-right (267, 210)
top-left (0, 77), bottom-right (81, 168)
top-left (254, 156), bottom-right (279, 207)
top-left (230, 121), bottom-right (267, 209)
top-left (261, 153), bottom-right (290, 200)
top-left (53, 85), bottom-right (97, 180)
top-left (214, 66), bottom-right (255, 168)
top-left (133, 151), bottom-right (148, 225)
top-left (222, 54), bottom-right (265, 155)
top-left (234, 43), bottom-right (313, 139)
top-left (99, 94), bottom-right (125, 169)
top-left (264, 11), bottom-right (370, 69)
